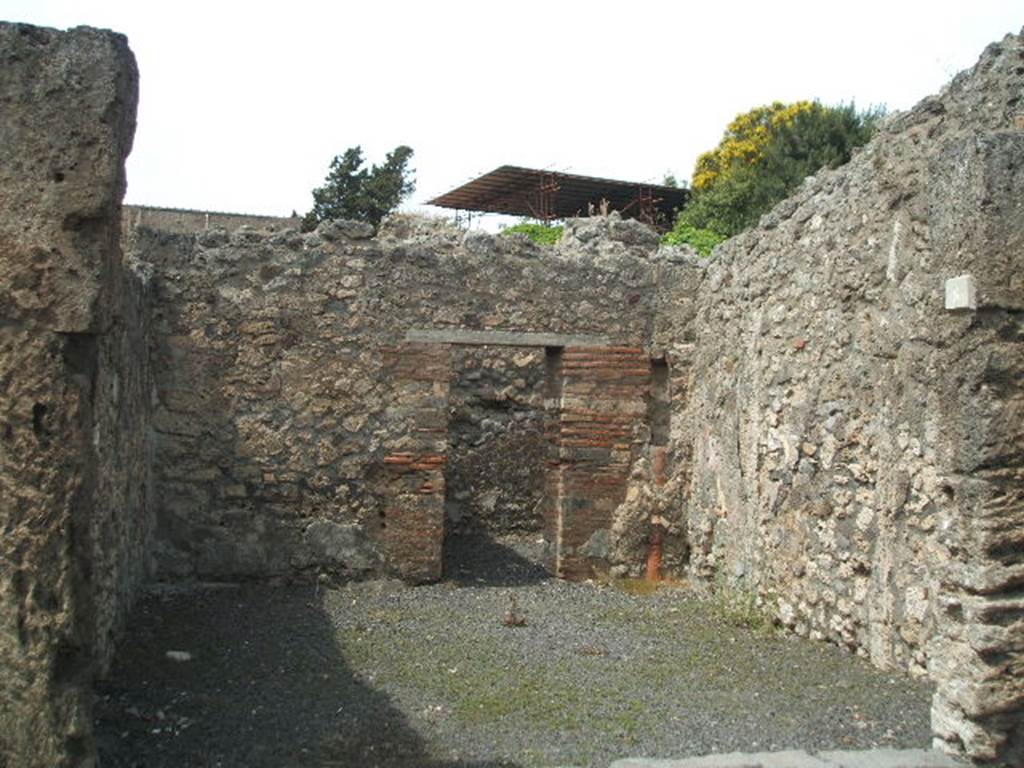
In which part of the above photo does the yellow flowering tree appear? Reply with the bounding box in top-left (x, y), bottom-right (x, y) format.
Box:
top-left (692, 101), bottom-right (815, 191)
top-left (672, 101), bottom-right (882, 242)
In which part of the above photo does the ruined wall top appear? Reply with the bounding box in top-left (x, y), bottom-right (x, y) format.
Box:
top-left (0, 21), bottom-right (142, 768)
top-left (883, 28), bottom-right (1024, 138)
top-left (0, 23), bottom-right (137, 333)
top-left (717, 27), bottom-right (1024, 272)
top-left (123, 204), bottom-right (301, 234)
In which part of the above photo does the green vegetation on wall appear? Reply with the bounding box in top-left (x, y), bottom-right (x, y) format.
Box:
top-left (661, 222), bottom-right (726, 256)
top-left (501, 222), bottom-right (564, 246)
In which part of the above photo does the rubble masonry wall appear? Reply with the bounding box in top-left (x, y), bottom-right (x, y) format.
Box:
top-left (678, 32), bottom-right (1024, 764)
top-left (128, 214), bottom-right (703, 583)
top-left (1, 19), bottom-right (1020, 767)
top-left (0, 23), bottom-right (149, 768)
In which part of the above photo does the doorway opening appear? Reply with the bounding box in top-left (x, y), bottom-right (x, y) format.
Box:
top-left (441, 344), bottom-right (550, 585)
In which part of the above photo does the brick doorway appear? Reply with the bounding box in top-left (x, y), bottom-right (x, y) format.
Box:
top-left (442, 344), bottom-right (550, 583)
top-left (379, 332), bottom-right (655, 583)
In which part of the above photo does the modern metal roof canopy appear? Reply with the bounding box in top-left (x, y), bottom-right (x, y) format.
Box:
top-left (427, 166), bottom-right (689, 228)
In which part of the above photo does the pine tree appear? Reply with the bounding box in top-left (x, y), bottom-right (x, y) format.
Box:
top-left (302, 145), bottom-right (415, 231)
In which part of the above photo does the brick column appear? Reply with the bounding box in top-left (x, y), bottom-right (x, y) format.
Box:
top-left (378, 343), bottom-right (450, 583)
top-left (545, 346), bottom-right (651, 579)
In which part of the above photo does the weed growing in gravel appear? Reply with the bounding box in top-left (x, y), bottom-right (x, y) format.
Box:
top-left (598, 575), bottom-right (688, 596)
top-left (607, 577), bottom-right (662, 596)
top-left (709, 577), bottom-right (776, 634)
top-left (615, 698), bottom-right (646, 744)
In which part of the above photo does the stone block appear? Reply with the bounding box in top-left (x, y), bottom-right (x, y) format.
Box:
top-left (943, 275), bottom-right (977, 311)
top-left (613, 751), bottom-right (967, 768)
top-left (611, 750), bottom-right (831, 767)
top-left (817, 748), bottom-right (966, 767)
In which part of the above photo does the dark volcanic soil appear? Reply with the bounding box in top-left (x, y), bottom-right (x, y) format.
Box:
top-left (94, 533), bottom-right (934, 768)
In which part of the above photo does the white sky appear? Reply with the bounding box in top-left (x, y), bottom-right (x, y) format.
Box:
top-left (3, 1), bottom-right (1022, 223)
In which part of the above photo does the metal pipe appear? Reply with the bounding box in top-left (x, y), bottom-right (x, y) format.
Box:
top-left (646, 523), bottom-right (662, 582)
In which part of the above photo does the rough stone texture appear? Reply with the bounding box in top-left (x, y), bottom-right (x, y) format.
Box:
top-left (4, 18), bottom-right (1019, 767)
top-left (444, 344), bottom-right (548, 540)
top-left (126, 211), bottom-right (700, 583)
top-left (677, 32), bottom-right (1023, 765)
top-left (612, 749), bottom-right (967, 768)
top-left (88, 265), bottom-right (153, 672)
top-left (609, 458), bottom-right (690, 578)
top-left (726, 754), bottom-right (830, 768)
top-left (820, 748), bottom-right (970, 767)
top-left (0, 23), bottom-right (145, 768)
top-left (613, 752), bottom-right (834, 768)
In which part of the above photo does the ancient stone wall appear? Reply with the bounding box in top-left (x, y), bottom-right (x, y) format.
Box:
top-left (0, 23), bottom-right (147, 768)
top-left (677, 32), bottom-right (1023, 765)
top-left (4, 18), bottom-right (1018, 767)
top-left (445, 345), bottom-right (548, 536)
top-left (123, 204), bottom-right (299, 234)
top-left (89, 267), bottom-right (153, 673)
top-left (131, 213), bottom-right (702, 583)
top-left (605, 248), bottom-right (706, 576)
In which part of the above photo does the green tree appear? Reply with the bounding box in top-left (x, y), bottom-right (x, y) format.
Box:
top-left (302, 145), bottom-right (415, 231)
top-left (691, 101), bottom-right (815, 192)
top-left (677, 102), bottom-right (882, 240)
top-left (756, 103), bottom-right (878, 199)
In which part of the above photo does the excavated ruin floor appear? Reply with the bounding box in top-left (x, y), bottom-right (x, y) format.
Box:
top-left (93, 534), bottom-right (934, 768)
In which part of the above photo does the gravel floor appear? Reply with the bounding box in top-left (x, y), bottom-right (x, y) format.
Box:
top-left (94, 533), bottom-right (934, 768)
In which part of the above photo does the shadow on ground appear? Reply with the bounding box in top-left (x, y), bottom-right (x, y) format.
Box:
top-left (93, 585), bottom-right (520, 768)
top-left (442, 529), bottom-right (550, 588)
top-left (95, 536), bottom-right (935, 767)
